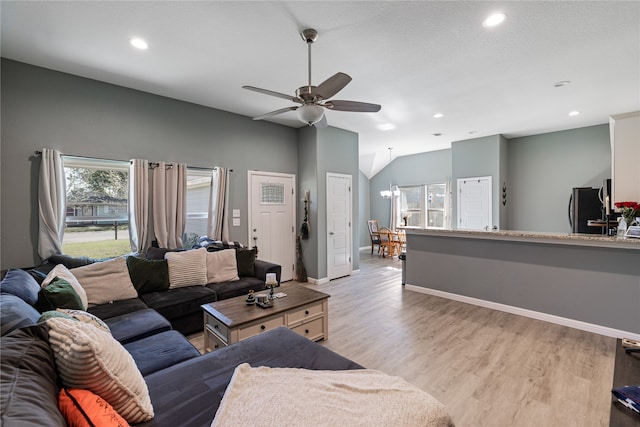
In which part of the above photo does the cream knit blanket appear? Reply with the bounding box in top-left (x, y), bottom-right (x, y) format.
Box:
top-left (211, 364), bottom-right (455, 427)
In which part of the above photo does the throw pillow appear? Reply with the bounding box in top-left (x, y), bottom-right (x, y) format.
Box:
top-left (35, 277), bottom-right (85, 312)
top-left (46, 317), bottom-right (154, 423)
top-left (126, 256), bottom-right (170, 294)
top-left (52, 308), bottom-right (111, 334)
top-left (206, 249), bottom-right (240, 283)
top-left (0, 268), bottom-right (41, 305)
top-left (47, 254), bottom-right (98, 269)
top-left (165, 248), bottom-right (208, 288)
top-left (0, 294), bottom-right (41, 336)
top-left (58, 388), bottom-right (130, 427)
top-left (71, 257), bottom-right (138, 307)
top-left (235, 248), bottom-right (256, 277)
top-left (42, 264), bottom-right (88, 310)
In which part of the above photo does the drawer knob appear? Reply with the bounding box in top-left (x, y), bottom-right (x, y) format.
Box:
top-left (214, 344), bottom-right (219, 349)
top-left (305, 310), bottom-right (309, 315)
top-left (305, 329), bottom-right (309, 334)
top-left (214, 324), bottom-right (219, 329)
top-left (261, 325), bottom-right (266, 330)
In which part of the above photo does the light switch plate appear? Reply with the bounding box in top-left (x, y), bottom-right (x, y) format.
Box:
top-left (232, 209), bottom-right (240, 218)
top-left (232, 218), bottom-right (241, 227)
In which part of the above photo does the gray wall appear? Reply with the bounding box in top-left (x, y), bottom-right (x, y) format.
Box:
top-left (507, 124), bottom-right (611, 232)
top-left (358, 171), bottom-right (371, 248)
top-left (369, 149), bottom-right (452, 229)
top-left (297, 126), bottom-right (320, 279)
top-left (1, 59), bottom-right (298, 269)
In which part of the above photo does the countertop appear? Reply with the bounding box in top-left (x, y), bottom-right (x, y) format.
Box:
top-left (406, 228), bottom-right (640, 250)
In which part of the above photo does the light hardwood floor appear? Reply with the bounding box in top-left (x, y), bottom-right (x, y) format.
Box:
top-left (190, 250), bottom-right (616, 426)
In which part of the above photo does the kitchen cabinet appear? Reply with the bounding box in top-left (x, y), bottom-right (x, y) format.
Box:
top-left (610, 111), bottom-right (640, 204)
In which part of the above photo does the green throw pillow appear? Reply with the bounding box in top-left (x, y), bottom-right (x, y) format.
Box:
top-left (126, 256), bottom-right (170, 294)
top-left (35, 278), bottom-right (84, 312)
top-left (235, 248), bottom-right (256, 277)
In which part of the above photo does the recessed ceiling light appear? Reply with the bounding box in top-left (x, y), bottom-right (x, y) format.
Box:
top-left (469, 130), bottom-right (478, 134)
top-left (554, 80), bottom-right (571, 88)
top-left (569, 110), bottom-right (581, 116)
top-left (377, 123), bottom-right (396, 131)
top-left (433, 113), bottom-right (444, 118)
top-left (483, 12), bottom-right (507, 28)
top-left (432, 133), bottom-right (442, 137)
top-left (130, 38), bottom-right (148, 50)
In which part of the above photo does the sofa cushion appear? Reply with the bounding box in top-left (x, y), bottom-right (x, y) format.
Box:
top-left (235, 248), bottom-right (256, 277)
top-left (0, 268), bottom-right (41, 305)
top-left (71, 257), bottom-right (138, 306)
top-left (207, 277), bottom-right (264, 301)
top-left (35, 277), bottom-right (85, 312)
top-left (46, 317), bottom-right (154, 423)
top-left (47, 254), bottom-right (99, 269)
top-left (42, 264), bottom-right (89, 309)
top-left (87, 297), bottom-right (148, 320)
top-left (0, 324), bottom-right (67, 426)
top-left (165, 248), bottom-right (208, 288)
top-left (104, 308), bottom-right (171, 344)
top-left (126, 256), bottom-right (170, 294)
top-left (139, 286), bottom-right (216, 321)
top-left (206, 249), bottom-right (239, 284)
top-left (58, 388), bottom-right (130, 427)
top-left (124, 330), bottom-right (200, 376)
top-left (0, 294), bottom-right (41, 337)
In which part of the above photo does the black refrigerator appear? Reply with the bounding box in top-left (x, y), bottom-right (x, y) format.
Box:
top-left (568, 187), bottom-right (602, 234)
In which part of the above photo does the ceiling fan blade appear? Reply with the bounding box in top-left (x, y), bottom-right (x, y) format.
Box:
top-left (315, 72), bottom-right (352, 100)
top-left (253, 106), bottom-right (298, 121)
top-left (242, 86), bottom-right (301, 103)
top-left (314, 114), bottom-right (328, 128)
top-left (325, 100), bottom-right (382, 113)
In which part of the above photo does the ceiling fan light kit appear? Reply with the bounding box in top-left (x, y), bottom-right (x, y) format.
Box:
top-left (243, 28), bottom-right (381, 127)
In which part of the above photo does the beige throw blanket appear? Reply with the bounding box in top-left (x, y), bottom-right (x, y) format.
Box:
top-left (211, 364), bottom-right (455, 427)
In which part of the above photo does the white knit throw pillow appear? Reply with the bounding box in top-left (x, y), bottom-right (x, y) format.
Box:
top-left (46, 317), bottom-right (154, 423)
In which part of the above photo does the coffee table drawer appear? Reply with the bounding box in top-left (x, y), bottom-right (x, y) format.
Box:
top-left (205, 326), bottom-right (228, 352)
top-left (238, 315), bottom-right (285, 340)
top-left (287, 302), bottom-right (324, 326)
top-left (291, 317), bottom-right (324, 341)
top-left (205, 314), bottom-right (230, 343)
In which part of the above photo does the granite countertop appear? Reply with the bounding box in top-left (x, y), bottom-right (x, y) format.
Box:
top-left (406, 228), bottom-right (640, 250)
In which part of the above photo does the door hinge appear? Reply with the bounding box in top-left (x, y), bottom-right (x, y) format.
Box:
top-left (349, 186), bottom-right (351, 191)
top-left (349, 256), bottom-right (351, 263)
top-left (292, 226), bottom-right (294, 233)
top-left (292, 188), bottom-right (294, 194)
top-left (292, 264), bottom-right (295, 271)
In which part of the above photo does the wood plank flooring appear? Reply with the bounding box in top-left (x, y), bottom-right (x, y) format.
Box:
top-left (189, 250), bottom-right (616, 426)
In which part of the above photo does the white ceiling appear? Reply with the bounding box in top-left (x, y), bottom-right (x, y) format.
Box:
top-left (2, 1), bottom-right (639, 177)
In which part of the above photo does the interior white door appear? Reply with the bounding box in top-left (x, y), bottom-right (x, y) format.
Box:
top-left (457, 176), bottom-right (492, 230)
top-left (327, 173), bottom-right (352, 280)
top-left (248, 171), bottom-right (295, 282)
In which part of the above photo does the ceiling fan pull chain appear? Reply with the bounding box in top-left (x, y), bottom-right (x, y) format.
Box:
top-left (307, 41), bottom-right (312, 88)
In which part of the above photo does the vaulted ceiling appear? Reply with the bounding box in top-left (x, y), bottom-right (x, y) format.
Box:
top-left (2, 1), bottom-right (638, 177)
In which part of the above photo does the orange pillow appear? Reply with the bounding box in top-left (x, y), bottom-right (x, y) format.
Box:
top-left (58, 388), bottom-right (130, 427)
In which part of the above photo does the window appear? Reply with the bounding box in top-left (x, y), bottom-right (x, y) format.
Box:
top-left (398, 186), bottom-right (423, 227)
top-left (63, 156), bottom-right (130, 258)
top-left (426, 184), bottom-right (446, 228)
top-left (184, 169), bottom-right (212, 245)
top-left (396, 182), bottom-right (449, 229)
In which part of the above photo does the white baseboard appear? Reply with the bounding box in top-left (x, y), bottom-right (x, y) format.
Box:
top-left (307, 277), bottom-right (330, 285)
top-left (359, 246), bottom-right (371, 251)
top-left (351, 269), bottom-right (360, 275)
top-left (405, 284), bottom-right (640, 341)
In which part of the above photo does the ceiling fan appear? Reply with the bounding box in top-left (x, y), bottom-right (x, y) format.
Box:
top-left (243, 28), bottom-right (381, 127)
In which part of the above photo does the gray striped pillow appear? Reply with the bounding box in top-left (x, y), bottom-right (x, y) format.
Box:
top-left (165, 247), bottom-right (208, 288)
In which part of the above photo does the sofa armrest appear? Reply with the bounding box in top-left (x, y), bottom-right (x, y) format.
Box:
top-left (253, 260), bottom-right (281, 285)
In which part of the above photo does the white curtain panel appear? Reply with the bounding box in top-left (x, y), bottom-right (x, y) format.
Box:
top-left (207, 167), bottom-right (227, 240)
top-left (152, 162), bottom-right (186, 248)
top-left (128, 159), bottom-right (150, 253)
top-left (38, 148), bottom-right (66, 260)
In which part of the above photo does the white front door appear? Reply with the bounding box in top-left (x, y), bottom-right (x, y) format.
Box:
top-left (327, 173), bottom-right (352, 280)
top-left (248, 171), bottom-right (295, 281)
top-left (457, 176), bottom-right (492, 230)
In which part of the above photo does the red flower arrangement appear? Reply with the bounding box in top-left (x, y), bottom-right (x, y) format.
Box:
top-left (614, 201), bottom-right (640, 226)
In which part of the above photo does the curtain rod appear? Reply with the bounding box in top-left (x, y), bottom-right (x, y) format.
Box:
top-left (34, 151), bottom-right (232, 172)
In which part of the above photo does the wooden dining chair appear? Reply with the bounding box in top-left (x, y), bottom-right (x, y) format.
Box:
top-left (367, 220), bottom-right (381, 254)
top-left (378, 227), bottom-right (400, 258)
